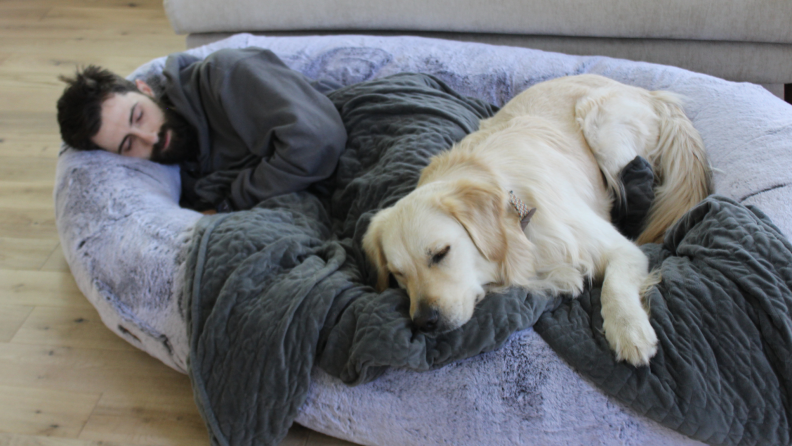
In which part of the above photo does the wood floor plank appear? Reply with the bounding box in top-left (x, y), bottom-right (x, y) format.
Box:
top-left (0, 237), bottom-right (59, 270)
top-left (7, 55), bottom-right (181, 87)
top-left (0, 270), bottom-right (90, 307)
top-left (0, 339), bottom-right (347, 446)
top-left (0, 85), bottom-right (68, 115)
top-left (40, 243), bottom-right (70, 273)
top-left (0, 183), bottom-right (55, 209)
top-left (0, 157), bottom-right (57, 183)
top-left (0, 112), bottom-right (59, 132)
top-left (0, 55), bottom-right (79, 82)
top-left (0, 384), bottom-right (101, 439)
top-left (0, 304), bottom-right (34, 342)
top-left (1, 0), bottom-right (165, 10)
top-left (0, 140), bottom-right (62, 159)
top-left (0, 8), bottom-right (181, 41)
top-left (45, 5), bottom-right (176, 26)
top-left (0, 112), bottom-right (63, 159)
top-left (0, 6), bottom-right (50, 22)
top-left (78, 392), bottom-right (208, 446)
top-left (0, 432), bottom-right (138, 446)
top-left (0, 342), bottom-right (191, 397)
top-left (0, 341), bottom-right (205, 444)
top-left (0, 37), bottom-right (184, 61)
top-left (0, 209), bottom-right (58, 241)
top-left (12, 306), bottom-right (137, 351)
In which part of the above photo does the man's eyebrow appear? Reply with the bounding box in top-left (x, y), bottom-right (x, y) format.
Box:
top-left (117, 102), bottom-right (139, 154)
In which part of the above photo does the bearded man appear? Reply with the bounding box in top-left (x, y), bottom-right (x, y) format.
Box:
top-left (56, 47), bottom-right (347, 212)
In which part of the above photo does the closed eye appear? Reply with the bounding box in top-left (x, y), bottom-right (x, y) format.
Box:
top-left (430, 245), bottom-right (450, 266)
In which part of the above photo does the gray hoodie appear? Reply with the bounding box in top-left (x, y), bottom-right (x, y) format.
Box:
top-left (162, 47), bottom-right (347, 211)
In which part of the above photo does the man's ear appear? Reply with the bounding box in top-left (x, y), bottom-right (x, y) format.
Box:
top-left (135, 79), bottom-right (155, 97)
top-left (440, 180), bottom-right (508, 263)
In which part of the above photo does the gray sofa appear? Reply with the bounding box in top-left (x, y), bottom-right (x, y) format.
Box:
top-left (163, 0), bottom-right (792, 99)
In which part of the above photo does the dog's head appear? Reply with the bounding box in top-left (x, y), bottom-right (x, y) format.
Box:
top-left (363, 179), bottom-right (536, 334)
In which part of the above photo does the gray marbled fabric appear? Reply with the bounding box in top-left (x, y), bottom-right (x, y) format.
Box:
top-left (54, 33), bottom-right (792, 446)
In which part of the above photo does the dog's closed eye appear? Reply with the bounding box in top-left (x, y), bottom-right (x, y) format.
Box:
top-left (430, 245), bottom-right (451, 266)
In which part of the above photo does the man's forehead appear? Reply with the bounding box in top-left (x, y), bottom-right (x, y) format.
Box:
top-left (102, 92), bottom-right (129, 113)
top-left (102, 91), bottom-right (139, 111)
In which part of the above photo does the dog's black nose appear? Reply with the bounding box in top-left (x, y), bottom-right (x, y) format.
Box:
top-left (413, 304), bottom-right (439, 333)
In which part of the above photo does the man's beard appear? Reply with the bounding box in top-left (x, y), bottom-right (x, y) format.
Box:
top-left (149, 97), bottom-right (198, 165)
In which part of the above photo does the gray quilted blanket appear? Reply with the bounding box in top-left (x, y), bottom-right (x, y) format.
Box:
top-left (184, 73), bottom-right (792, 446)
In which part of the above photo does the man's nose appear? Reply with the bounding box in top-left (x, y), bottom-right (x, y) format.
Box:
top-left (132, 128), bottom-right (159, 146)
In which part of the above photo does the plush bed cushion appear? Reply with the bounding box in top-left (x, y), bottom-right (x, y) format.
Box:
top-left (54, 33), bottom-right (792, 445)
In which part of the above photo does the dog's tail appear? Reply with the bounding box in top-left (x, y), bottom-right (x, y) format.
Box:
top-left (637, 92), bottom-right (712, 245)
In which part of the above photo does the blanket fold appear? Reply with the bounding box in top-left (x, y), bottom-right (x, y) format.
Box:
top-left (185, 73), bottom-right (792, 446)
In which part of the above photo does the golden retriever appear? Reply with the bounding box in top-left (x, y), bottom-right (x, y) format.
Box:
top-left (363, 74), bottom-right (711, 366)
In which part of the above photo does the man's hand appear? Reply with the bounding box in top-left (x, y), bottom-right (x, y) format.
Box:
top-left (202, 209), bottom-right (217, 215)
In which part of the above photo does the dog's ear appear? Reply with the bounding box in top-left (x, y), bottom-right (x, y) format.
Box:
top-left (440, 180), bottom-right (508, 263)
top-left (362, 210), bottom-right (391, 292)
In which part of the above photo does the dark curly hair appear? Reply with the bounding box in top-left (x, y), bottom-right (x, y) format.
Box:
top-left (56, 66), bottom-right (139, 151)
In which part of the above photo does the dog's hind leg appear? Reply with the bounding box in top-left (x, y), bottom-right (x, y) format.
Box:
top-left (576, 85), bottom-right (711, 244)
top-left (574, 86), bottom-right (660, 199)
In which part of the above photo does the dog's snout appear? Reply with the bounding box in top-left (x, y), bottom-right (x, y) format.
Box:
top-left (412, 303), bottom-right (440, 333)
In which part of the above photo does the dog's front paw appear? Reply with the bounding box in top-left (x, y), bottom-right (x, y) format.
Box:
top-left (602, 311), bottom-right (658, 367)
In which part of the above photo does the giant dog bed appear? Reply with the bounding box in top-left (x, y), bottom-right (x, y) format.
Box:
top-left (55, 34), bottom-right (792, 446)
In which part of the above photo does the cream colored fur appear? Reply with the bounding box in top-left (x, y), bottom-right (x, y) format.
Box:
top-left (363, 74), bottom-right (711, 366)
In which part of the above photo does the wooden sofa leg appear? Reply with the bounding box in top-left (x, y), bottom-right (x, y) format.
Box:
top-left (786, 84), bottom-right (792, 105)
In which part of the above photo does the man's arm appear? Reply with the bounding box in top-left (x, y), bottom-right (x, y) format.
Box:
top-left (204, 48), bottom-right (347, 211)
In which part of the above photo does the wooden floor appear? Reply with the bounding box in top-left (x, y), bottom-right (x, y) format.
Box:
top-left (0, 1), bottom-right (357, 445)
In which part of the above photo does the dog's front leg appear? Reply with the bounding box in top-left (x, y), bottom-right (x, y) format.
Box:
top-left (598, 238), bottom-right (658, 366)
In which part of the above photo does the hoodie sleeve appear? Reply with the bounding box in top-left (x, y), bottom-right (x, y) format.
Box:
top-left (198, 48), bottom-right (347, 211)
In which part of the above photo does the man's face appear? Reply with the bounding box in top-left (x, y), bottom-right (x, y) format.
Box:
top-left (90, 81), bottom-right (196, 164)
